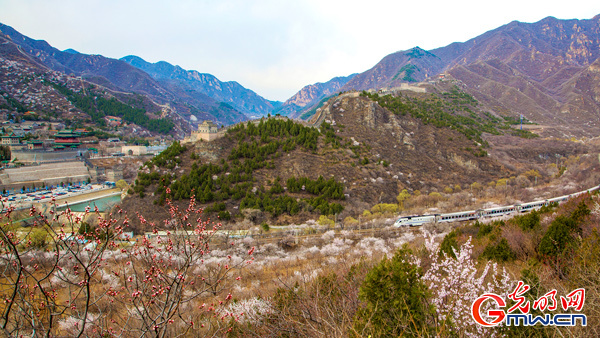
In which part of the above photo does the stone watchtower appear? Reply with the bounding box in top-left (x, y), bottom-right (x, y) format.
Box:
top-left (193, 120), bottom-right (220, 141)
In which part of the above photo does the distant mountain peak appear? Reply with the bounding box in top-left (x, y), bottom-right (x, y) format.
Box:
top-left (0, 23), bottom-right (249, 130)
top-left (405, 46), bottom-right (438, 60)
top-left (62, 48), bottom-right (80, 54)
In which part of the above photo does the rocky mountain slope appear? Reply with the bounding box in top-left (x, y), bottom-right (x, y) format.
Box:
top-left (0, 50), bottom-right (190, 138)
top-left (274, 74), bottom-right (356, 117)
top-left (342, 15), bottom-right (600, 137)
top-left (121, 55), bottom-right (280, 119)
top-left (0, 23), bottom-right (247, 127)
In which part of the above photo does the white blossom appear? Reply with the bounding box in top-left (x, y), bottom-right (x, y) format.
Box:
top-left (422, 233), bottom-right (513, 337)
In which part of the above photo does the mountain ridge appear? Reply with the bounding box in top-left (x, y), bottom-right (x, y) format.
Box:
top-left (0, 22), bottom-right (249, 127)
top-left (3, 14), bottom-right (600, 137)
top-left (275, 74), bottom-right (356, 118)
top-left (120, 55), bottom-right (281, 119)
top-left (340, 14), bottom-right (600, 137)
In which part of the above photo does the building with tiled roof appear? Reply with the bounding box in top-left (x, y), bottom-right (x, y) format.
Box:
top-left (53, 130), bottom-right (81, 149)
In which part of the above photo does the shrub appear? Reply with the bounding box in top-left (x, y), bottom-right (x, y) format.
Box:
top-left (396, 189), bottom-right (411, 209)
top-left (115, 179), bottom-right (128, 190)
top-left (475, 221), bottom-right (494, 238)
top-left (370, 203), bottom-right (398, 214)
top-left (317, 215), bottom-right (334, 226)
top-left (353, 247), bottom-right (431, 336)
top-left (514, 210), bottom-right (540, 231)
top-left (538, 215), bottom-right (576, 258)
top-left (264, 262), bottom-right (370, 336)
top-left (218, 210), bottom-right (231, 220)
top-left (440, 230), bottom-right (459, 258)
top-left (78, 221), bottom-right (97, 240)
top-left (429, 192), bottom-right (442, 199)
top-left (481, 238), bottom-right (516, 262)
top-left (422, 234), bottom-right (513, 337)
top-left (343, 216), bottom-right (358, 226)
top-left (571, 200), bottom-right (590, 223)
top-left (27, 227), bottom-right (48, 249)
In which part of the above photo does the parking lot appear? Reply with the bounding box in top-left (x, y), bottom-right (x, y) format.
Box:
top-left (2, 183), bottom-right (118, 211)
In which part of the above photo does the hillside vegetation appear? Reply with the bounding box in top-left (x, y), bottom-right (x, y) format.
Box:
top-left (219, 193), bottom-right (600, 337)
top-left (122, 88), bottom-right (598, 231)
top-left (129, 119), bottom-right (346, 227)
top-left (48, 81), bottom-right (174, 133)
top-left (361, 88), bottom-right (537, 155)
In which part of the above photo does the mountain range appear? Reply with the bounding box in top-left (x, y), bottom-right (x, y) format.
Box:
top-left (1, 14), bottom-right (600, 137)
top-left (342, 15), bottom-right (600, 137)
top-left (119, 55), bottom-right (280, 119)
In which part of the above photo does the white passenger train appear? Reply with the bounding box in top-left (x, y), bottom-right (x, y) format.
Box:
top-left (394, 184), bottom-right (600, 227)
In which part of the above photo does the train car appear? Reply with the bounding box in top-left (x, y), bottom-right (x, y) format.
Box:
top-left (547, 195), bottom-right (569, 204)
top-left (481, 205), bottom-right (517, 218)
top-left (588, 185), bottom-right (600, 194)
top-left (393, 183), bottom-right (599, 227)
top-left (438, 210), bottom-right (479, 223)
top-left (570, 191), bottom-right (584, 198)
top-left (519, 200), bottom-right (548, 213)
top-left (394, 215), bottom-right (436, 227)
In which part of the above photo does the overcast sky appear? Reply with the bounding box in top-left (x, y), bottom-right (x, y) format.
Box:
top-left (0, 0), bottom-right (598, 101)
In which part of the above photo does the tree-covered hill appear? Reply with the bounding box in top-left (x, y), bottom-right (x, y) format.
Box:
top-left (125, 118), bottom-right (348, 228)
top-left (121, 91), bottom-right (524, 230)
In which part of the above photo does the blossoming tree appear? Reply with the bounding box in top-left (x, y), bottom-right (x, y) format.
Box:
top-left (0, 194), bottom-right (251, 337)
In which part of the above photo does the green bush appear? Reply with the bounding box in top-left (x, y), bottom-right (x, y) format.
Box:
top-left (370, 203), bottom-right (398, 214)
top-left (78, 222), bottom-right (95, 240)
top-left (440, 230), bottom-right (459, 258)
top-left (514, 210), bottom-right (540, 231)
top-left (344, 216), bottom-right (358, 226)
top-left (571, 200), bottom-right (590, 223)
top-left (481, 238), bottom-right (516, 262)
top-left (475, 221), bottom-right (494, 238)
top-left (538, 201), bottom-right (589, 259)
top-left (317, 215), bottom-right (334, 226)
top-left (538, 215), bottom-right (576, 258)
top-left (353, 247), bottom-right (432, 337)
top-left (218, 210), bottom-right (231, 220)
top-left (28, 228), bottom-right (48, 249)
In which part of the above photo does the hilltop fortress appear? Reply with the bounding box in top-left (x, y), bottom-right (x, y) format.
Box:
top-left (186, 120), bottom-right (224, 143)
